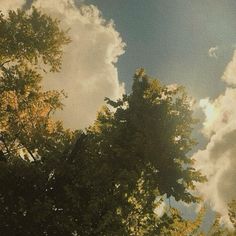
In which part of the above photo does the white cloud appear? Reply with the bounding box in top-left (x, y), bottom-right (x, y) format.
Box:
top-left (222, 50), bottom-right (236, 85)
top-left (29, 0), bottom-right (125, 129)
top-left (199, 97), bottom-right (219, 136)
top-left (154, 197), bottom-right (166, 218)
top-left (193, 50), bottom-right (236, 227)
top-left (0, 0), bottom-right (26, 14)
top-left (166, 83), bottom-right (178, 92)
top-left (208, 46), bottom-right (219, 59)
top-left (3, 0), bottom-right (125, 129)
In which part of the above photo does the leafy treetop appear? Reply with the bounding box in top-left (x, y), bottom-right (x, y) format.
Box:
top-left (0, 8), bottom-right (73, 161)
top-left (0, 7), bottom-right (70, 72)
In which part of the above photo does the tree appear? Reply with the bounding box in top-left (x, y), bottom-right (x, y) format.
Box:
top-left (157, 206), bottom-right (205, 236)
top-left (88, 68), bottom-right (205, 200)
top-left (206, 201), bottom-right (236, 236)
top-left (229, 200), bottom-right (236, 229)
top-left (207, 214), bottom-right (236, 236)
top-left (0, 8), bottom-right (77, 236)
top-left (0, 8), bottom-right (206, 235)
top-left (0, 8), bottom-right (73, 161)
top-left (64, 69), bottom-right (206, 235)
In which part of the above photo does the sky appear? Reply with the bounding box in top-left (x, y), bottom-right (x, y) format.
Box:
top-left (86, 0), bottom-right (236, 99)
top-left (2, 0), bottom-right (236, 229)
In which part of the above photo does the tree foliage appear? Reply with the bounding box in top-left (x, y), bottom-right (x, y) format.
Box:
top-left (157, 206), bottom-right (205, 236)
top-left (68, 69), bottom-right (206, 234)
top-left (0, 8), bottom-right (73, 161)
top-left (0, 8), bottom-right (207, 236)
top-left (229, 200), bottom-right (236, 230)
top-left (90, 69), bottom-right (205, 202)
top-left (206, 201), bottom-right (236, 236)
top-left (0, 8), bottom-right (77, 235)
top-left (0, 7), bottom-right (70, 72)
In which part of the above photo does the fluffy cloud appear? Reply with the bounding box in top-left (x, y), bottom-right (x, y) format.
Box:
top-left (0, 0), bottom-right (26, 14)
top-left (193, 50), bottom-right (236, 227)
top-left (222, 50), bottom-right (236, 85)
top-left (30, 0), bottom-right (125, 129)
top-left (154, 200), bottom-right (165, 218)
top-left (2, 0), bottom-right (125, 129)
top-left (208, 46), bottom-right (219, 59)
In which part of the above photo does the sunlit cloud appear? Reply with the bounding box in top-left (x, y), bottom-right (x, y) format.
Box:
top-left (154, 201), bottom-right (166, 218)
top-left (3, 0), bottom-right (125, 129)
top-left (193, 49), bottom-right (236, 227)
top-left (222, 50), bottom-right (236, 85)
top-left (199, 98), bottom-right (219, 136)
top-left (0, 0), bottom-right (26, 14)
top-left (154, 196), bottom-right (166, 218)
top-left (30, 0), bottom-right (126, 129)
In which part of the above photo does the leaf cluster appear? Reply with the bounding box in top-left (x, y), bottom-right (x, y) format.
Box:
top-left (0, 7), bottom-right (70, 72)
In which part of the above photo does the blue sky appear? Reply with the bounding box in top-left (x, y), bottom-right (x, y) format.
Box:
top-left (86, 0), bottom-right (236, 100)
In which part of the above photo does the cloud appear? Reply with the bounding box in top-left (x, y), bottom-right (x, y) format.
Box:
top-left (222, 50), bottom-right (236, 85)
top-left (29, 0), bottom-right (125, 129)
top-left (3, 0), bottom-right (125, 129)
top-left (193, 50), bottom-right (236, 227)
top-left (154, 201), bottom-right (165, 218)
top-left (199, 98), bottom-right (219, 136)
top-left (0, 0), bottom-right (26, 14)
top-left (154, 197), bottom-right (166, 218)
top-left (208, 46), bottom-right (219, 59)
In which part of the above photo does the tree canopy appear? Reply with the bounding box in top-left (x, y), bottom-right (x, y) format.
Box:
top-left (71, 69), bottom-right (206, 234)
top-left (0, 7), bottom-right (233, 236)
top-left (0, 8), bottom-right (73, 162)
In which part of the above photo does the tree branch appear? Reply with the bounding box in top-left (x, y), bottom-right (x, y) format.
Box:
top-left (0, 134), bottom-right (11, 157)
top-left (0, 60), bottom-right (11, 68)
top-left (68, 132), bottom-right (86, 160)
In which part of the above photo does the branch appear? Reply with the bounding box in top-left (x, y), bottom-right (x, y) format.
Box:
top-left (0, 60), bottom-right (11, 68)
top-left (68, 132), bottom-right (86, 160)
top-left (25, 146), bottom-right (36, 162)
top-left (0, 62), bottom-right (13, 80)
top-left (0, 134), bottom-right (11, 157)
